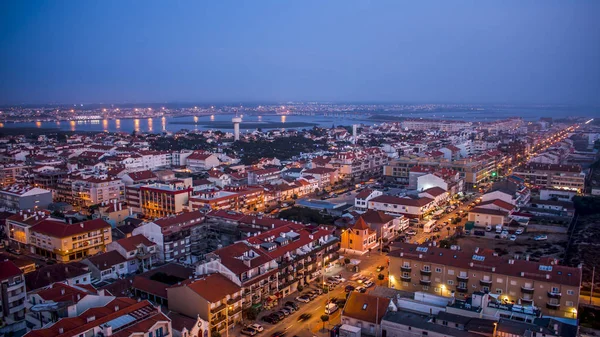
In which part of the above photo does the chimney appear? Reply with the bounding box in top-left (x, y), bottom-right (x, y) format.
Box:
top-left (86, 315), bottom-right (95, 323)
top-left (114, 305), bottom-right (119, 312)
top-left (59, 328), bottom-right (64, 334)
top-left (80, 223), bottom-right (84, 228)
top-left (61, 288), bottom-right (65, 295)
top-left (546, 274), bottom-right (550, 280)
top-left (47, 271), bottom-right (51, 278)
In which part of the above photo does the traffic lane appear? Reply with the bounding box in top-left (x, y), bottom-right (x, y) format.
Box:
top-left (257, 287), bottom-right (346, 336)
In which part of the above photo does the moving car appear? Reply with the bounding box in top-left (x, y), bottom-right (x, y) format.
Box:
top-left (534, 234), bottom-right (548, 241)
top-left (345, 285), bottom-right (355, 292)
top-left (297, 313), bottom-right (312, 322)
top-left (509, 235), bottom-right (517, 241)
top-left (262, 315), bottom-right (280, 324)
top-left (376, 265), bottom-right (385, 272)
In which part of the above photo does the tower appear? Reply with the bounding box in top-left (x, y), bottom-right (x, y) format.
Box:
top-left (352, 124), bottom-right (358, 144)
top-left (232, 116), bottom-right (242, 141)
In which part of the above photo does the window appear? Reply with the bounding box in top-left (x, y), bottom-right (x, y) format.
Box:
top-left (496, 278), bottom-right (503, 283)
top-left (567, 290), bottom-right (574, 295)
top-left (447, 280), bottom-right (454, 285)
top-left (422, 332), bottom-right (428, 336)
top-left (435, 268), bottom-right (442, 273)
top-left (448, 269), bottom-right (454, 275)
top-left (551, 287), bottom-right (560, 294)
top-left (496, 289), bottom-right (502, 294)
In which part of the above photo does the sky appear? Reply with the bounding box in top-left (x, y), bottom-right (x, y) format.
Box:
top-left (1, 1), bottom-right (599, 105)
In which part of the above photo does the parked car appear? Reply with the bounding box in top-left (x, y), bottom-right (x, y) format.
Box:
top-left (382, 246), bottom-right (391, 253)
top-left (270, 330), bottom-right (286, 337)
top-left (262, 315), bottom-right (280, 324)
top-left (312, 287), bottom-right (323, 295)
top-left (534, 234), bottom-right (548, 241)
top-left (355, 286), bottom-right (367, 293)
top-left (509, 235), bottom-right (517, 241)
top-left (279, 308), bottom-right (291, 316)
top-left (332, 275), bottom-right (346, 282)
top-left (285, 301), bottom-right (299, 310)
top-left (515, 228), bottom-right (525, 235)
top-left (345, 285), bottom-right (355, 292)
top-left (271, 311), bottom-right (285, 320)
top-left (406, 230), bottom-right (417, 236)
top-left (241, 327), bottom-right (258, 336)
top-left (249, 324), bottom-right (264, 332)
top-left (295, 295), bottom-right (311, 303)
top-left (363, 280), bottom-right (375, 288)
top-left (376, 265), bottom-right (385, 272)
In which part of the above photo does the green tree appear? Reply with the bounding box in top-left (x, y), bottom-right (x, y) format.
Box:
top-left (446, 226), bottom-right (451, 236)
top-left (320, 314), bottom-right (330, 332)
top-left (378, 273), bottom-right (385, 285)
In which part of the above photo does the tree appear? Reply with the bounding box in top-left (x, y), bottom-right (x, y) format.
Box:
top-left (320, 314), bottom-right (330, 332)
top-left (292, 194), bottom-right (298, 200)
top-left (344, 258), bottom-right (351, 265)
top-left (446, 226), bottom-right (451, 236)
top-left (378, 273), bottom-right (385, 285)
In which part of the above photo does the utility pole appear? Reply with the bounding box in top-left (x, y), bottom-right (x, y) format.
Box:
top-left (591, 266), bottom-right (595, 305)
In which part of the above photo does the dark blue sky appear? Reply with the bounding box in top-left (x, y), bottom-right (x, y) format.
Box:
top-left (1, 1), bottom-right (599, 105)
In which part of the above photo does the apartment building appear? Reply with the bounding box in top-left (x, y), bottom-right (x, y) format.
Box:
top-left (29, 219), bottom-right (112, 262)
top-left (138, 183), bottom-right (193, 218)
top-left (0, 163), bottom-right (28, 186)
top-left (167, 273), bottom-right (243, 335)
top-left (342, 292), bottom-right (390, 337)
top-left (0, 260), bottom-right (27, 332)
top-left (5, 210), bottom-right (63, 248)
top-left (330, 148), bottom-right (389, 180)
top-left (247, 167), bottom-right (281, 185)
top-left (24, 298), bottom-right (172, 337)
top-left (388, 243), bottom-right (581, 318)
top-left (189, 185), bottom-right (265, 213)
top-left (0, 184), bottom-right (52, 210)
top-left (368, 195), bottom-right (436, 218)
top-left (383, 157), bottom-right (441, 184)
top-left (512, 163), bottom-right (585, 193)
top-left (400, 120), bottom-right (472, 132)
top-left (302, 167), bottom-right (339, 188)
top-left (197, 223), bottom-right (339, 309)
top-left (107, 234), bottom-right (158, 275)
top-left (354, 189), bottom-right (383, 212)
top-left (132, 211), bottom-right (205, 263)
top-left (57, 176), bottom-right (124, 208)
top-left (185, 151), bottom-right (220, 171)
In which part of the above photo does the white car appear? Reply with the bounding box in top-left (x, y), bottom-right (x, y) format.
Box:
top-left (363, 280), bottom-right (375, 288)
top-left (534, 235), bottom-right (548, 241)
top-left (295, 295), bottom-right (311, 303)
top-left (509, 235), bottom-right (517, 241)
top-left (332, 275), bottom-right (346, 283)
top-left (515, 228), bottom-right (524, 235)
top-left (249, 324), bottom-right (264, 332)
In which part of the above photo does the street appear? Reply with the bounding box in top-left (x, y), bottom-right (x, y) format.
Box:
top-left (232, 251), bottom-right (390, 337)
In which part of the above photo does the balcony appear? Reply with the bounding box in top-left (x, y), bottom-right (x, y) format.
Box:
top-left (479, 279), bottom-right (492, 287)
top-left (400, 275), bottom-right (411, 282)
top-left (211, 315), bottom-right (226, 325)
top-left (546, 302), bottom-right (560, 310)
top-left (401, 266), bottom-right (411, 272)
top-left (456, 286), bottom-right (468, 293)
top-left (521, 286), bottom-right (535, 294)
top-left (419, 279), bottom-right (431, 286)
top-left (456, 275), bottom-right (469, 282)
top-left (547, 291), bottom-right (561, 299)
top-left (420, 269), bottom-right (432, 276)
top-left (227, 296), bottom-right (242, 305)
top-left (520, 298), bottom-right (534, 305)
top-left (8, 302), bottom-right (26, 314)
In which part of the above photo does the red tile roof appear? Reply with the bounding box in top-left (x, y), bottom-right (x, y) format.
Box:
top-left (343, 292), bottom-right (390, 324)
top-left (388, 243), bottom-right (581, 287)
top-left (174, 273), bottom-right (241, 303)
top-left (355, 188), bottom-right (374, 199)
top-left (0, 260), bottom-right (23, 280)
top-left (211, 242), bottom-right (273, 275)
top-left (421, 186), bottom-right (447, 197)
top-left (370, 195), bottom-right (434, 207)
top-left (353, 217), bottom-right (370, 230)
top-left (113, 234), bottom-right (156, 252)
top-left (36, 283), bottom-right (96, 303)
top-left (469, 207), bottom-right (509, 217)
top-left (30, 219), bottom-right (111, 238)
top-left (86, 251), bottom-right (126, 270)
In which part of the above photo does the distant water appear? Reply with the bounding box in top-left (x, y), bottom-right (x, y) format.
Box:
top-left (0, 107), bottom-right (595, 134)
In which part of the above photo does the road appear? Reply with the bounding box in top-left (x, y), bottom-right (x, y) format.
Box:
top-left (232, 252), bottom-right (389, 337)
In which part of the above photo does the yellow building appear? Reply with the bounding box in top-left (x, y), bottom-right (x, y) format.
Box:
top-left (340, 217), bottom-right (378, 255)
top-left (29, 219), bottom-right (112, 262)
